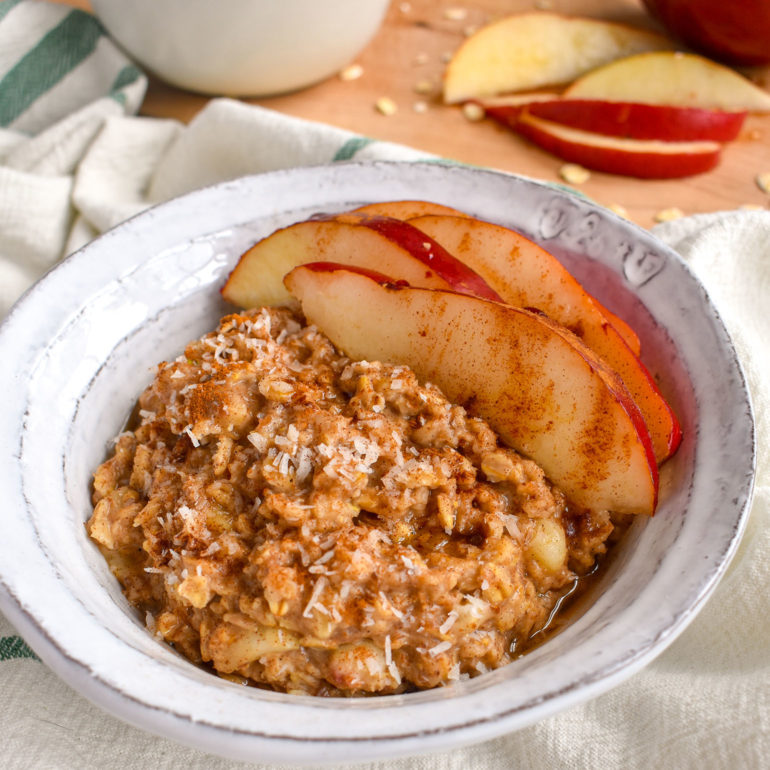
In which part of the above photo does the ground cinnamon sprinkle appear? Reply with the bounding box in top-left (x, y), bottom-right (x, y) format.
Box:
top-left (88, 307), bottom-right (616, 696)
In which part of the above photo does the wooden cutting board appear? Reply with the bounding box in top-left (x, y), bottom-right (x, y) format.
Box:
top-left (55, 0), bottom-right (770, 228)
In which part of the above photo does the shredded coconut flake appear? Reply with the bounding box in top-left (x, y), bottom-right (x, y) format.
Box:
top-left (439, 611), bottom-right (458, 635)
top-left (314, 549), bottom-right (335, 565)
top-left (462, 593), bottom-right (490, 618)
top-left (428, 641), bottom-right (452, 656)
top-left (379, 591), bottom-right (404, 619)
top-left (295, 447), bottom-right (313, 482)
top-left (502, 514), bottom-right (521, 539)
top-left (247, 432), bottom-right (267, 452)
top-left (184, 425), bottom-right (200, 447)
top-left (303, 576), bottom-right (328, 618)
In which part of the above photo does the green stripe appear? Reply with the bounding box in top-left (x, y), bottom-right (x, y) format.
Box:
top-left (333, 136), bottom-right (374, 162)
top-left (110, 64), bottom-right (142, 93)
top-left (0, 0), bottom-right (24, 23)
top-left (0, 635), bottom-right (39, 661)
top-left (0, 9), bottom-right (104, 127)
top-left (109, 63), bottom-right (142, 105)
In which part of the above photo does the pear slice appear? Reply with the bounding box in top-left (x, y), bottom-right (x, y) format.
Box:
top-left (514, 111), bottom-right (722, 178)
top-left (348, 200), bottom-right (641, 356)
top-left (409, 214), bottom-right (681, 461)
top-left (221, 215), bottom-right (500, 309)
top-left (443, 12), bottom-right (675, 103)
top-left (285, 263), bottom-right (659, 515)
top-left (481, 95), bottom-right (747, 142)
top-left (404, 209), bottom-right (640, 355)
top-left (565, 51), bottom-right (770, 113)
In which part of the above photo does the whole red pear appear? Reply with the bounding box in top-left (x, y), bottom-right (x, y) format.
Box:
top-left (643, 0), bottom-right (770, 65)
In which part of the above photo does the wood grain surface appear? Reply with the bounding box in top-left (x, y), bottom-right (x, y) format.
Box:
top-left (55, 0), bottom-right (770, 228)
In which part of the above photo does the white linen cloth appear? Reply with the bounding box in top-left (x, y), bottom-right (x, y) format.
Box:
top-left (1, 2), bottom-right (768, 768)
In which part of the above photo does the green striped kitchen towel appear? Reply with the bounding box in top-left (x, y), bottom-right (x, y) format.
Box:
top-left (0, 0), bottom-right (148, 316)
top-left (0, 0), bottom-right (145, 134)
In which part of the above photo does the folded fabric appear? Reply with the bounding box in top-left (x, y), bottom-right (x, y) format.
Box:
top-left (66, 98), bottom-right (434, 257)
top-left (1, 2), bottom-right (768, 769)
top-left (0, 0), bottom-right (146, 314)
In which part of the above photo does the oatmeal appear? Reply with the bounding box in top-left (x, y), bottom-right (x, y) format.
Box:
top-left (88, 307), bottom-right (616, 696)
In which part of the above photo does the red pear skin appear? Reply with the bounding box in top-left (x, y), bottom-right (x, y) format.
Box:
top-left (514, 111), bottom-right (721, 179)
top-left (329, 212), bottom-right (503, 302)
top-left (483, 97), bottom-right (746, 142)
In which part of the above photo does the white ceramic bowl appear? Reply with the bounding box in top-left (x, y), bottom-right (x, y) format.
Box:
top-left (89, 0), bottom-right (390, 96)
top-left (0, 162), bottom-right (755, 765)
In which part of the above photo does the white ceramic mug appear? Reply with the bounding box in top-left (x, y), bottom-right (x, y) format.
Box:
top-left (90, 0), bottom-right (391, 97)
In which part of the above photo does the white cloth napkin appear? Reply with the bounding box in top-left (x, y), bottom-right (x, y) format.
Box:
top-left (1, 2), bottom-right (768, 768)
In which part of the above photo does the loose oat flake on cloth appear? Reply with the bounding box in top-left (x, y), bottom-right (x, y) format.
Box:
top-left (1, 2), bottom-right (769, 768)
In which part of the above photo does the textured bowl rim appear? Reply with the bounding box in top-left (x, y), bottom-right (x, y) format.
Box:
top-left (0, 161), bottom-right (756, 765)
